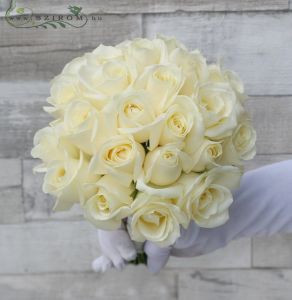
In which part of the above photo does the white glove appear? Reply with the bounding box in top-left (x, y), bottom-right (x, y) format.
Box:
top-left (92, 227), bottom-right (137, 272)
top-left (147, 160), bottom-right (292, 271)
top-left (92, 160), bottom-right (292, 273)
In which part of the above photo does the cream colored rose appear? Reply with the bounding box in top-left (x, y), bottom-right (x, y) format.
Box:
top-left (62, 100), bottom-right (116, 155)
top-left (191, 139), bottom-right (223, 172)
top-left (31, 126), bottom-right (78, 171)
top-left (118, 38), bottom-right (168, 74)
top-left (115, 89), bottom-right (166, 150)
top-left (197, 82), bottom-right (238, 139)
top-left (128, 192), bottom-right (189, 247)
top-left (134, 64), bottom-right (185, 114)
top-left (144, 144), bottom-right (192, 186)
top-left (87, 44), bottom-right (124, 65)
top-left (221, 118), bottom-right (256, 165)
top-left (208, 64), bottom-right (246, 101)
top-left (157, 35), bottom-right (188, 53)
top-left (45, 74), bottom-right (80, 118)
top-left (170, 48), bottom-right (208, 96)
top-left (78, 57), bottom-right (136, 107)
top-left (62, 55), bottom-right (87, 76)
top-left (159, 95), bottom-right (204, 153)
top-left (89, 135), bottom-right (145, 186)
top-left (179, 166), bottom-right (242, 228)
top-left (84, 175), bottom-right (134, 230)
top-left (43, 152), bottom-right (99, 211)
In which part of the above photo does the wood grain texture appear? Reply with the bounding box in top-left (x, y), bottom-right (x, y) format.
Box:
top-left (178, 269), bottom-right (292, 300)
top-left (246, 96), bottom-right (292, 154)
top-left (0, 268), bottom-right (176, 300)
top-left (0, 14), bottom-right (142, 81)
top-left (168, 238), bottom-right (251, 269)
top-left (0, 159), bottom-right (24, 223)
top-left (0, 82), bottom-right (50, 158)
top-left (0, 221), bottom-right (99, 274)
top-left (1, 13), bottom-right (292, 94)
top-left (0, 159), bottom-right (21, 188)
top-left (1, 0), bottom-right (288, 14)
top-left (1, 82), bottom-right (291, 158)
top-left (253, 234), bottom-right (292, 268)
top-left (145, 12), bottom-right (292, 95)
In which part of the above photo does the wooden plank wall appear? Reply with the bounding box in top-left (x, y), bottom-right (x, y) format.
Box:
top-left (0, 1), bottom-right (292, 299)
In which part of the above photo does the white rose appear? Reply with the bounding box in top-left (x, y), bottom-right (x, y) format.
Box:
top-left (43, 152), bottom-right (98, 211)
top-left (159, 95), bottom-right (204, 153)
top-left (31, 126), bottom-right (78, 171)
top-left (190, 139), bottom-right (223, 172)
top-left (144, 143), bottom-right (192, 186)
top-left (62, 55), bottom-right (87, 76)
top-left (128, 192), bottom-right (189, 247)
top-left (84, 175), bottom-right (134, 230)
top-left (208, 64), bottom-right (246, 101)
top-left (87, 44), bottom-right (123, 65)
top-left (118, 38), bottom-right (168, 74)
top-left (157, 35), bottom-right (188, 53)
top-left (179, 166), bottom-right (242, 228)
top-left (45, 73), bottom-right (80, 117)
top-left (170, 48), bottom-right (208, 96)
top-left (78, 57), bottom-right (136, 107)
top-left (63, 100), bottom-right (116, 155)
top-left (134, 64), bottom-right (185, 114)
top-left (221, 118), bottom-right (256, 165)
top-left (89, 135), bottom-right (145, 186)
top-left (197, 82), bottom-right (238, 139)
top-left (116, 89), bottom-right (165, 149)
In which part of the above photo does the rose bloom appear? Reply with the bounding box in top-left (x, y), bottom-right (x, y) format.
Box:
top-left (42, 152), bottom-right (98, 211)
top-left (178, 166), bottom-right (242, 228)
top-left (89, 135), bottom-right (145, 186)
top-left (84, 175), bottom-right (134, 230)
top-left (128, 192), bottom-right (189, 247)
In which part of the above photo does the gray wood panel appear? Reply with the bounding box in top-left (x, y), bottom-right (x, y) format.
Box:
top-left (145, 12), bottom-right (292, 95)
top-left (178, 269), bottom-right (292, 300)
top-left (0, 221), bottom-right (99, 274)
top-left (0, 82), bottom-right (50, 158)
top-left (0, 0), bottom-right (288, 14)
top-left (246, 96), bottom-right (292, 155)
top-left (0, 268), bottom-right (176, 300)
top-left (0, 159), bottom-right (24, 223)
top-left (168, 238), bottom-right (251, 269)
top-left (1, 83), bottom-right (291, 157)
top-left (0, 14), bottom-right (142, 81)
top-left (253, 234), bottom-right (292, 268)
top-left (0, 159), bottom-right (21, 188)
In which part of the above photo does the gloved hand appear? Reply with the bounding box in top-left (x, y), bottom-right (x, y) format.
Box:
top-left (92, 160), bottom-right (292, 273)
top-left (146, 160), bottom-right (292, 271)
top-left (92, 227), bottom-right (137, 272)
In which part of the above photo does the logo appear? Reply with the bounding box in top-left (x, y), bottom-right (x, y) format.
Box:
top-left (4, 1), bottom-right (101, 29)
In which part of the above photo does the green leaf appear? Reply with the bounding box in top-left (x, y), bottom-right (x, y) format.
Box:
top-left (56, 21), bottom-right (66, 28)
top-left (16, 7), bottom-right (24, 14)
top-left (130, 188), bottom-right (138, 200)
top-left (141, 141), bottom-right (150, 154)
top-left (47, 22), bottom-right (57, 29)
top-left (41, 25), bottom-right (47, 29)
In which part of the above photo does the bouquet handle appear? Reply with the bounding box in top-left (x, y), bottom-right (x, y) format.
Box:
top-left (129, 241), bottom-right (147, 265)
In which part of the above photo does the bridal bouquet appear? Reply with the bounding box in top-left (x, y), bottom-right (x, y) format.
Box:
top-left (32, 36), bottom-right (256, 256)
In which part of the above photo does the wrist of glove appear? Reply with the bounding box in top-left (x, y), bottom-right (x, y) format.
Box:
top-left (92, 161), bottom-right (292, 274)
top-left (92, 221), bottom-right (200, 273)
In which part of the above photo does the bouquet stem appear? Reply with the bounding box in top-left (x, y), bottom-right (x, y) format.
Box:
top-left (129, 241), bottom-right (147, 265)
